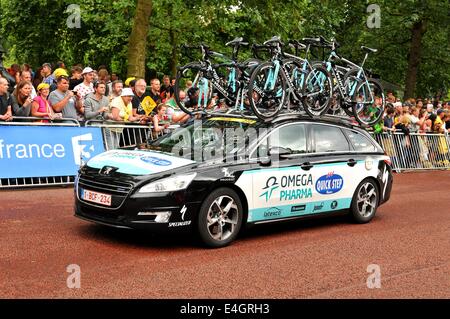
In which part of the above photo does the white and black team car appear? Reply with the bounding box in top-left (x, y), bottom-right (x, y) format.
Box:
top-left (75, 114), bottom-right (393, 248)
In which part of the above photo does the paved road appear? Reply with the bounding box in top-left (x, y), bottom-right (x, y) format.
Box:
top-left (1, 171), bottom-right (449, 298)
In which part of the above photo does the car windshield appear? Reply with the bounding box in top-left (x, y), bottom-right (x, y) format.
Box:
top-left (146, 117), bottom-right (267, 162)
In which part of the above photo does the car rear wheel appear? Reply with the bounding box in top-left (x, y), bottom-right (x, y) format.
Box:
top-left (197, 188), bottom-right (243, 248)
top-left (350, 179), bottom-right (379, 223)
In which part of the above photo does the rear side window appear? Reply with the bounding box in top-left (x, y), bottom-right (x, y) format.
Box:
top-left (345, 130), bottom-right (377, 152)
top-left (312, 124), bottom-right (350, 153)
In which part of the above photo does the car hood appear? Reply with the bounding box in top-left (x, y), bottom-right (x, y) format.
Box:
top-left (86, 149), bottom-right (196, 176)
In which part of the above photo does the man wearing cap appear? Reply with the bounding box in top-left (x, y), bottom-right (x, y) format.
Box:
top-left (73, 67), bottom-right (95, 109)
top-left (50, 68), bottom-right (69, 92)
top-left (0, 77), bottom-right (13, 121)
top-left (42, 63), bottom-right (54, 86)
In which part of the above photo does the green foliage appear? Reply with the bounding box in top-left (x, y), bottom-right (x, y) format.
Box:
top-left (0, 0), bottom-right (449, 98)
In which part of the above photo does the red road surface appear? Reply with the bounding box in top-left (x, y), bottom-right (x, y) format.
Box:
top-left (1, 171), bottom-right (449, 298)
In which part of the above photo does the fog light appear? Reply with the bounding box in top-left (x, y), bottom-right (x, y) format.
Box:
top-left (137, 211), bottom-right (172, 223)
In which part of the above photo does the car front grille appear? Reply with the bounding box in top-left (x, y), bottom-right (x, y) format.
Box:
top-left (77, 175), bottom-right (134, 209)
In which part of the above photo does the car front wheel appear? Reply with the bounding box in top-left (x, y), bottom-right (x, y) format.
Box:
top-left (350, 179), bottom-right (379, 223)
top-left (197, 188), bottom-right (243, 248)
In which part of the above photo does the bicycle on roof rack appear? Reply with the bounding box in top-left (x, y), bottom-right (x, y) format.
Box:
top-left (313, 36), bottom-right (385, 127)
top-left (173, 37), bottom-right (260, 118)
top-left (247, 36), bottom-right (332, 121)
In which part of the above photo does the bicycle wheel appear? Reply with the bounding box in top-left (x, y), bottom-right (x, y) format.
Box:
top-left (301, 65), bottom-right (332, 117)
top-left (248, 61), bottom-right (286, 121)
top-left (283, 59), bottom-right (304, 111)
top-left (174, 62), bottom-right (213, 115)
top-left (352, 78), bottom-right (385, 127)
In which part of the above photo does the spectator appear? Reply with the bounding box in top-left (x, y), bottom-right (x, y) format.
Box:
top-left (149, 78), bottom-right (162, 105)
top-left (419, 109), bottom-right (432, 132)
top-left (97, 68), bottom-right (111, 96)
top-left (434, 109), bottom-right (445, 133)
top-left (110, 88), bottom-right (139, 122)
top-left (33, 67), bottom-right (44, 89)
top-left (164, 91), bottom-right (190, 123)
top-left (84, 81), bottom-right (110, 120)
top-left (110, 73), bottom-right (119, 82)
top-left (56, 61), bottom-right (66, 69)
top-left (31, 83), bottom-right (59, 122)
top-left (152, 103), bottom-right (171, 134)
top-left (11, 80), bottom-right (33, 116)
top-left (7, 63), bottom-right (21, 85)
top-left (409, 107), bottom-right (424, 133)
top-left (425, 102), bottom-right (434, 115)
top-left (50, 68), bottom-right (69, 92)
top-left (0, 77), bottom-right (13, 121)
top-left (386, 92), bottom-right (396, 103)
top-left (393, 101), bottom-right (403, 125)
top-left (16, 70), bottom-right (37, 98)
top-left (69, 66), bottom-right (83, 90)
top-left (48, 76), bottom-right (82, 120)
top-left (131, 79), bottom-right (153, 123)
top-left (160, 75), bottom-right (174, 102)
top-left (42, 63), bottom-right (54, 86)
top-left (444, 110), bottom-right (450, 133)
top-left (73, 67), bottom-right (95, 102)
top-left (124, 77), bottom-right (136, 88)
top-left (21, 63), bottom-right (34, 79)
top-left (109, 80), bottom-right (123, 101)
top-left (383, 105), bottom-right (396, 132)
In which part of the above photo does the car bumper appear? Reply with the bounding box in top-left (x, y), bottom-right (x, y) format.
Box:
top-left (74, 189), bottom-right (202, 232)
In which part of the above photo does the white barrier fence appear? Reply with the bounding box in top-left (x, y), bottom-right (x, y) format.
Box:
top-left (371, 132), bottom-right (450, 171)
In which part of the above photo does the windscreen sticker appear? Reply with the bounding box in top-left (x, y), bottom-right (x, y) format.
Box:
top-left (87, 150), bottom-right (195, 175)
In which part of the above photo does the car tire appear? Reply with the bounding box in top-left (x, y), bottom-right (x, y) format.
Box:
top-left (350, 179), bottom-right (379, 223)
top-left (197, 188), bottom-right (243, 248)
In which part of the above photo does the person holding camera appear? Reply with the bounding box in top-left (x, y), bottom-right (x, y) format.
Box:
top-left (48, 76), bottom-right (82, 120)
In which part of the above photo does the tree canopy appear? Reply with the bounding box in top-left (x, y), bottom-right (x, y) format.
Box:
top-left (1, 0), bottom-right (449, 99)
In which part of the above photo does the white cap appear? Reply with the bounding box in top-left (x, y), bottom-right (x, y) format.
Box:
top-left (120, 88), bottom-right (134, 97)
top-left (82, 67), bottom-right (94, 75)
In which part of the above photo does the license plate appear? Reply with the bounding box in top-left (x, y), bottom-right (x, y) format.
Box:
top-left (81, 188), bottom-right (112, 206)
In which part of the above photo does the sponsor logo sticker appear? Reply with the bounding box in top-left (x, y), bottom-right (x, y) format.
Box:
top-left (263, 207), bottom-right (282, 218)
top-left (315, 172), bottom-right (344, 195)
top-left (140, 156), bottom-right (172, 166)
top-left (330, 200), bottom-right (338, 210)
top-left (291, 205), bottom-right (306, 212)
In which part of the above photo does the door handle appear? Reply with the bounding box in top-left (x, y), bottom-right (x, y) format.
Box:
top-left (347, 159), bottom-right (357, 167)
top-left (300, 162), bottom-right (313, 171)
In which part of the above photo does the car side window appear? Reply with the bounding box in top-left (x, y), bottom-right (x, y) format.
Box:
top-left (269, 124), bottom-right (307, 154)
top-left (255, 124), bottom-right (307, 158)
top-left (345, 130), bottom-right (377, 152)
top-left (312, 124), bottom-right (350, 153)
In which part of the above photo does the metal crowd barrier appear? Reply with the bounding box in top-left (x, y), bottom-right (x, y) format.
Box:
top-left (0, 117), bottom-right (80, 188)
top-left (371, 132), bottom-right (450, 172)
top-left (84, 120), bottom-right (180, 151)
top-left (1, 117), bottom-right (449, 188)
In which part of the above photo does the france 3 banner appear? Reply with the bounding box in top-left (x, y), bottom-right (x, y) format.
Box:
top-left (0, 126), bottom-right (105, 178)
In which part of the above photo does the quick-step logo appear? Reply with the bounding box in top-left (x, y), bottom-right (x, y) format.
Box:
top-left (315, 172), bottom-right (344, 195)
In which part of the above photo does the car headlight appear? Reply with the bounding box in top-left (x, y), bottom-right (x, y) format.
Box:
top-left (138, 173), bottom-right (197, 193)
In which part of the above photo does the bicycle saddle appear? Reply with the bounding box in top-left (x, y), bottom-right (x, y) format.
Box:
top-left (361, 46), bottom-right (377, 53)
top-left (226, 37), bottom-right (249, 47)
top-left (263, 36), bottom-right (282, 45)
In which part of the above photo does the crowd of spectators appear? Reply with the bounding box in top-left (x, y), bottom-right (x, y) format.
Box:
top-left (0, 62), bottom-right (196, 136)
top-left (378, 92), bottom-right (450, 135)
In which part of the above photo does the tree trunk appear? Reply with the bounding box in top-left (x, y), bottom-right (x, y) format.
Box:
top-left (167, 4), bottom-right (178, 78)
top-left (127, 0), bottom-right (152, 79)
top-left (404, 19), bottom-right (427, 99)
top-left (169, 29), bottom-right (178, 78)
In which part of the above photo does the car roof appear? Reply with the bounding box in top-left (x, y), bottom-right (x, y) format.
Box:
top-left (205, 112), bottom-right (364, 132)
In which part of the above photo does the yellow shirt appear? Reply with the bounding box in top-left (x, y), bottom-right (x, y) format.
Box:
top-left (110, 96), bottom-right (133, 121)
